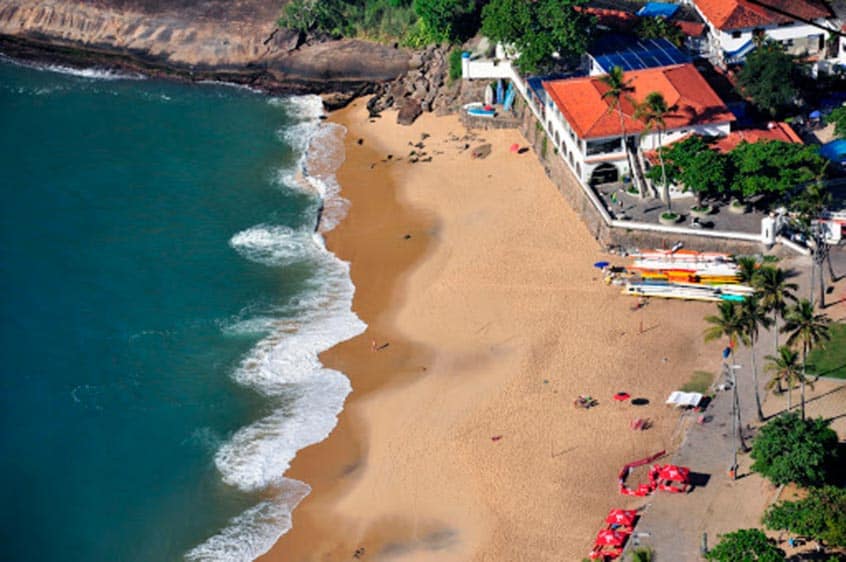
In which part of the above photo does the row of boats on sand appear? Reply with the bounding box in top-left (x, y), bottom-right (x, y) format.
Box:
top-left (604, 249), bottom-right (755, 303)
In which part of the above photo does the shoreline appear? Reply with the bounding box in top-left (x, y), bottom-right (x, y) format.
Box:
top-left (0, 35), bottom-right (379, 102)
top-left (260, 100), bottom-right (438, 561)
top-left (260, 101), bottom-right (728, 561)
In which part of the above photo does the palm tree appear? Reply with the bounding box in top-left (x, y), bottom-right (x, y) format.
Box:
top-left (752, 266), bottom-right (797, 352)
top-left (735, 256), bottom-right (758, 285)
top-left (782, 299), bottom-right (831, 419)
top-left (704, 301), bottom-right (749, 451)
top-left (740, 296), bottom-right (772, 421)
top-left (791, 180), bottom-right (834, 306)
top-left (764, 346), bottom-right (806, 413)
top-left (634, 91), bottom-right (672, 208)
top-left (600, 66), bottom-right (638, 196)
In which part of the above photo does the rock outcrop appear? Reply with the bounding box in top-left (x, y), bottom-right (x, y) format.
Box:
top-left (366, 45), bottom-right (462, 125)
top-left (0, 0), bottom-right (463, 120)
top-left (0, 0), bottom-right (412, 98)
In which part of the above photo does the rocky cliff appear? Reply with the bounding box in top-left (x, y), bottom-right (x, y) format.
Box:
top-left (0, 0), bottom-right (412, 101)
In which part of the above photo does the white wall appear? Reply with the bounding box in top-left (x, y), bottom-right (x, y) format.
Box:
top-left (718, 22), bottom-right (825, 55)
top-left (462, 59), bottom-right (512, 80)
top-left (638, 122), bottom-right (732, 150)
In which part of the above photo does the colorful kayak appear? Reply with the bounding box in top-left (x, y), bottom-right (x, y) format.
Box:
top-left (464, 102), bottom-right (496, 118)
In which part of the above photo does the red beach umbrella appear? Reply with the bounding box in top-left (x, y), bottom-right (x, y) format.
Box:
top-left (510, 143), bottom-right (520, 153)
top-left (658, 465), bottom-right (690, 482)
top-left (613, 392), bottom-right (631, 402)
top-left (605, 509), bottom-right (637, 526)
top-left (595, 529), bottom-right (625, 547)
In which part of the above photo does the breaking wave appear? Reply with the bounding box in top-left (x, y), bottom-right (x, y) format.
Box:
top-left (186, 95), bottom-right (365, 561)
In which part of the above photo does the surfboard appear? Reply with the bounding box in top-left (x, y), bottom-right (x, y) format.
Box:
top-left (503, 82), bottom-right (516, 111)
top-left (484, 84), bottom-right (494, 105)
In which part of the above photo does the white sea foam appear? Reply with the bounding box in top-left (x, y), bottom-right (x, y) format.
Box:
top-left (229, 225), bottom-right (317, 267)
top-left (184, 480), bottom-right (310, 562)
top-left (1, 55), bottom-right (146, 81)
top-left (187, 95), bottom-right (365, 561)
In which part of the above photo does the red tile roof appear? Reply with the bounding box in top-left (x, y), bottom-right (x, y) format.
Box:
top-left (676, 20), bottom-right (706, 36)
top-left (694, 0), bottom-right (832, 30)
top-left (712, 122), bottom-right (803, 152)
top-left (580, 6), bottom-right (639, 31)
top-left (542, 64), bottom-right (735, 140)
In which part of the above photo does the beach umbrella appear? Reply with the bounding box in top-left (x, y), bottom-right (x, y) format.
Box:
top-left (595, 529), bottom-right (625, 546)
top-left (510, 143), bottom-right (520, 153)
top-left (613, 392), bottom-right (631, 402)
top-left (605, 509), bottom-right (637, 526)
top-left (810, 110), bottom-right (822, 120)
top-left (658, 464), bottom-right (690, 482)
top-left (594, 261), bottom-right (610, 269)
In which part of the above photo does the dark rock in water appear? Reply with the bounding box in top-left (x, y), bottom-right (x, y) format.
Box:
top-left (397, 98), bottom-right (422, 126)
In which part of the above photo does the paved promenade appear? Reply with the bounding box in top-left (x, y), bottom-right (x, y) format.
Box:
top-left (632, 254), bottom-right (846, 560)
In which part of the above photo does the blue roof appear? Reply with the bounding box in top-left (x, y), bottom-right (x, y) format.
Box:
top-left (590, 35), bottom-right (690, 73)
top-left (637, 2), bottom-right (680, 18)
top-left (820, 139), bottom-right (846, 162)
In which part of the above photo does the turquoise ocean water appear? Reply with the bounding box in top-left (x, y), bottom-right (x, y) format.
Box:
top-left (0, 59), bottom-right (363, 561)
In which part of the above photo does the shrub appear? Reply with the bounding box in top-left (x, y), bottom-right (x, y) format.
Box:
top-left (448, 48), bottom-right (463, 82)
top-left (763, 486), bottom-right (846, 548)
top-left (705, 529), bottom-right (785, 562)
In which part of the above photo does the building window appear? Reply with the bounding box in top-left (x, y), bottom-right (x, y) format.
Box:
top-left (576, 163), bottom-right (582, 178)
top-left (586, 137), bottom-right (622, 156)
top-left (731, 30), bottom-right (742, 39)
top-left (568, 151), bottom-right (574, 166)
top-left (555, 131), bottom-right (561, 146)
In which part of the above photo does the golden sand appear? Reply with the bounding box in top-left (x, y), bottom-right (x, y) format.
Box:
top-left (260, 101), bottom-right (727, 562)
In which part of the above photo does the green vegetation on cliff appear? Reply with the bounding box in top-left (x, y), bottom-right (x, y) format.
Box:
top-left (278, 0), bottom-right (418, 42)
top-left (277, 0), bottom-right (483, 45)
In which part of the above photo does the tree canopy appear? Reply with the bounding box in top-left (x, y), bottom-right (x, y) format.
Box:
top-left (648, 135), bottom-right (825, 203)
top-left (827, 106), bottom-right (846, 140)
top-left (705, 529), bottom-right (785, 562)
top-left (635, 16), bottom-right (685, 47)
top-left (729, 140), bottom-right (825, 199)
top-left (412, 0), bottom-right (481, 42)
top-left (481, 0), bottom-right (594, 72)
top-left (737, 39), bottom-right (802, 117)
top-left (763, 486), bottom-right (846, 548)
top-left (750, 412), bottom-right (839, 486)
top-left (649, 136), bottom-right (730, 202)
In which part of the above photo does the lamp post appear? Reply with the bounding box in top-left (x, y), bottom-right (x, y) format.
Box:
top-left (728, 362), bottom-right (743, 479)
top-left (809, 220), bottom-right (829, 308)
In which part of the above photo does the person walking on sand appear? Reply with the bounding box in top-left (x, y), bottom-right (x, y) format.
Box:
top-left (371, 338), bottom-right (377, 352)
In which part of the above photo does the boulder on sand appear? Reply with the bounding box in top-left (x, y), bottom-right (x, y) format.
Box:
top-left (397, 97), bottom-right (422, 126)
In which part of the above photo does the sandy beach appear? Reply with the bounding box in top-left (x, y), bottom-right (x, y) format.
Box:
top-left (260, 101), bottom-right (728, 562)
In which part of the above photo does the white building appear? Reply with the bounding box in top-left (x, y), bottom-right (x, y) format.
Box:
top-left (541, 63), bottom-right (734, 185)
top-left (686, 0), bottom-right (836, 65)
